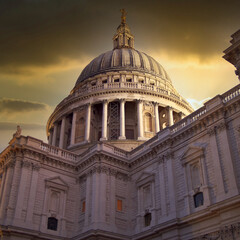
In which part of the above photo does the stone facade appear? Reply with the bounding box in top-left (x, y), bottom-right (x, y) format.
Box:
top-left (0, 13), bottom-right (240, 240)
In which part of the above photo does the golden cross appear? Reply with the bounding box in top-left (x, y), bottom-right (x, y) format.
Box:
top-left (120, 9), bottom-right (127, 24)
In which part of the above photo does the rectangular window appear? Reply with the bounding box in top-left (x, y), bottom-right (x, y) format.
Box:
top-left (114, 79), bottom-right (120, 83)
top-left (102, 80), bottom-right (107, 84)
top-left (82, 200), bottom-right (86, 213)
top-left (126, 79), bottom-right (132, 82)
top-left (117, 199), bottom-right (123, 211)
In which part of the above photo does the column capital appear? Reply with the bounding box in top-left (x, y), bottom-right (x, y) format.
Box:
top-left (153, 102), bottom-right (159, 106)
top-left (119, 98), bottom-right (126, 103)
top-left (136, 99), bottom-right (144, 104)
top-left (102, 99), bottom-right (109, 104)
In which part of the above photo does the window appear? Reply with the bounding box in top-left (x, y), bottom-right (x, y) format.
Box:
top-left (114, 79), bottom-right (119, 83)
top-left (117, 199), bottom-right (123, 211)
top-left (194, 192), bottom-right (204, 208)
top-left (82, 200), bottom-right (86, 213)
top-left (47, 217), bottom-right (58, 231)
top-left (91, 82), bottom-right (96, 86)
top-left (126, 79), bottom-right (132, 82)
top-left (102, 80), bottom-right (107, 84)
top-left (144, 212), bottom-right (151, 227)
top-left (150, 81), bottom-right (155, 86)
top-left (139, 79), bottom-right (144, 83)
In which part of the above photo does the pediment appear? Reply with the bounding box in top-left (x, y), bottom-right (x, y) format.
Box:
top-left (180, 143), bottom-right (206, 165)
top-left (136, 171), bottom-right (155, 187)
top-left (45, 176), bottom-right (69, 191)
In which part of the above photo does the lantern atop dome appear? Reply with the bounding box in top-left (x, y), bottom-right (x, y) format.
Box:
top-left (113, 9), bottom-right (134, 49)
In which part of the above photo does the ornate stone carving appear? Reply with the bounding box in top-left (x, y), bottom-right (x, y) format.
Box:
top-left (193, 222), bottom-right (240, 240)
top-left (22, 160), bottom-right (31, 168)
top-left (32, 163), bottom-right (41, 171)
top-left (207, 127), bottom-right (215, 136)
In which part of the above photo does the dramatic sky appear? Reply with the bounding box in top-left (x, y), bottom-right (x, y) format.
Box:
top-left (0, 0), bottom-right (240, 151)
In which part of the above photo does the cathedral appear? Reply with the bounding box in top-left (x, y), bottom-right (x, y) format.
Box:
top-left (0, 11), bottom-right (240, 240)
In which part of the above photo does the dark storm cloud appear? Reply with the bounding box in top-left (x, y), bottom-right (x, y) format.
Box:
top-left (0, 0), bottom-right (240, 69)
top-left (0, 122), bottom-right (45, 131)
top-left (0, 98), bottom-right (47, 113)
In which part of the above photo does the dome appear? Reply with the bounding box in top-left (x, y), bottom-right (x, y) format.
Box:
top-left (46, 10), bottom-right (193, 152)
top-left (75, 48), bottom-right (171, 86)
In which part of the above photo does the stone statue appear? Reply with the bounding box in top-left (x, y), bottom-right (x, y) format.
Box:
top-left (13, 125), bottom-right (22, 138)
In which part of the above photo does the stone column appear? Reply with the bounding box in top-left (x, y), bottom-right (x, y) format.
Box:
top-left (52, 124), bottom-right (58, 146)
top-left (167, 107), bottom-right (174, 126)
top-left (154, 103), bottom-right (160, 133)
top-left (99, 173), bottom-right (106, 223)
top-left (70, 111), bottom-right (77, 145)
top-left (26, 164), bottom-right (40, 224)
top-left (91, 171), bottom-right (100, 224)
top-left (100, 101), bottom-right (108, 141)
top-left (14, 160), bottom-right (31, 220)
top-left (6, 159), bottom-right (22, 223)
top-left (0, 162), bottom-right (15, 220)
top-left (84, 175), bottom-right (91, 227)
top-left (119, 99), bottom-right (126, 140)
top-left (217, 123), bottom-right (238, 196)
top-left (59, 116), bottom-right (66, 148)
top-left (207, 127), bottom-right (225, 201)
top-left (137, 100), bottom-right (144, 140)
top-left (158, 160), bottom-right (167, 217)
top-left (84, 103), bottom-right (91, 142)
top-left (166, 153), bottom-right (176, 218)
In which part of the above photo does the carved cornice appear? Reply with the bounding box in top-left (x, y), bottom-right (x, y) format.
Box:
top-left (79, 164), bottom-right (130, 182)
top-left (207, 121), bottom-right (228, 136)
top-left (193, 222), bottom-right (240, 240)
top-left (159, 151), bottom-right (174, 164)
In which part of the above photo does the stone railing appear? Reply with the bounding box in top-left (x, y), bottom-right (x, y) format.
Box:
top-left (222, 84), bottom-right (240, 103)
top-left (79, 142), bottom-right (128, 160)
top-left (171, 106), bottom-right (207, 133)
top-left (73, 82), bottom-right (186, 104)
top-left (40, 142), bottom-right (77, 162)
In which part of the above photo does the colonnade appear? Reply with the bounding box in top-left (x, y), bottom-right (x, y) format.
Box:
top-left (49, 100), bottom-right (183, 148)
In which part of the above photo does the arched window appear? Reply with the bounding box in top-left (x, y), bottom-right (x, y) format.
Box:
top-left (47, 217), bottom-right (58, 231)
top-left (145, 113), bottom-right (152, 132)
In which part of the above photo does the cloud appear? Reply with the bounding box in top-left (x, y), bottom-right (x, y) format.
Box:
top-left (187, 97), bottom-right (211, 110)
top-left (0, 0), bottom-right (239, 70)
top-left (0, 122), bottom-right (45, 131)
top-left (0, 98), bottom-right (47, 113)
